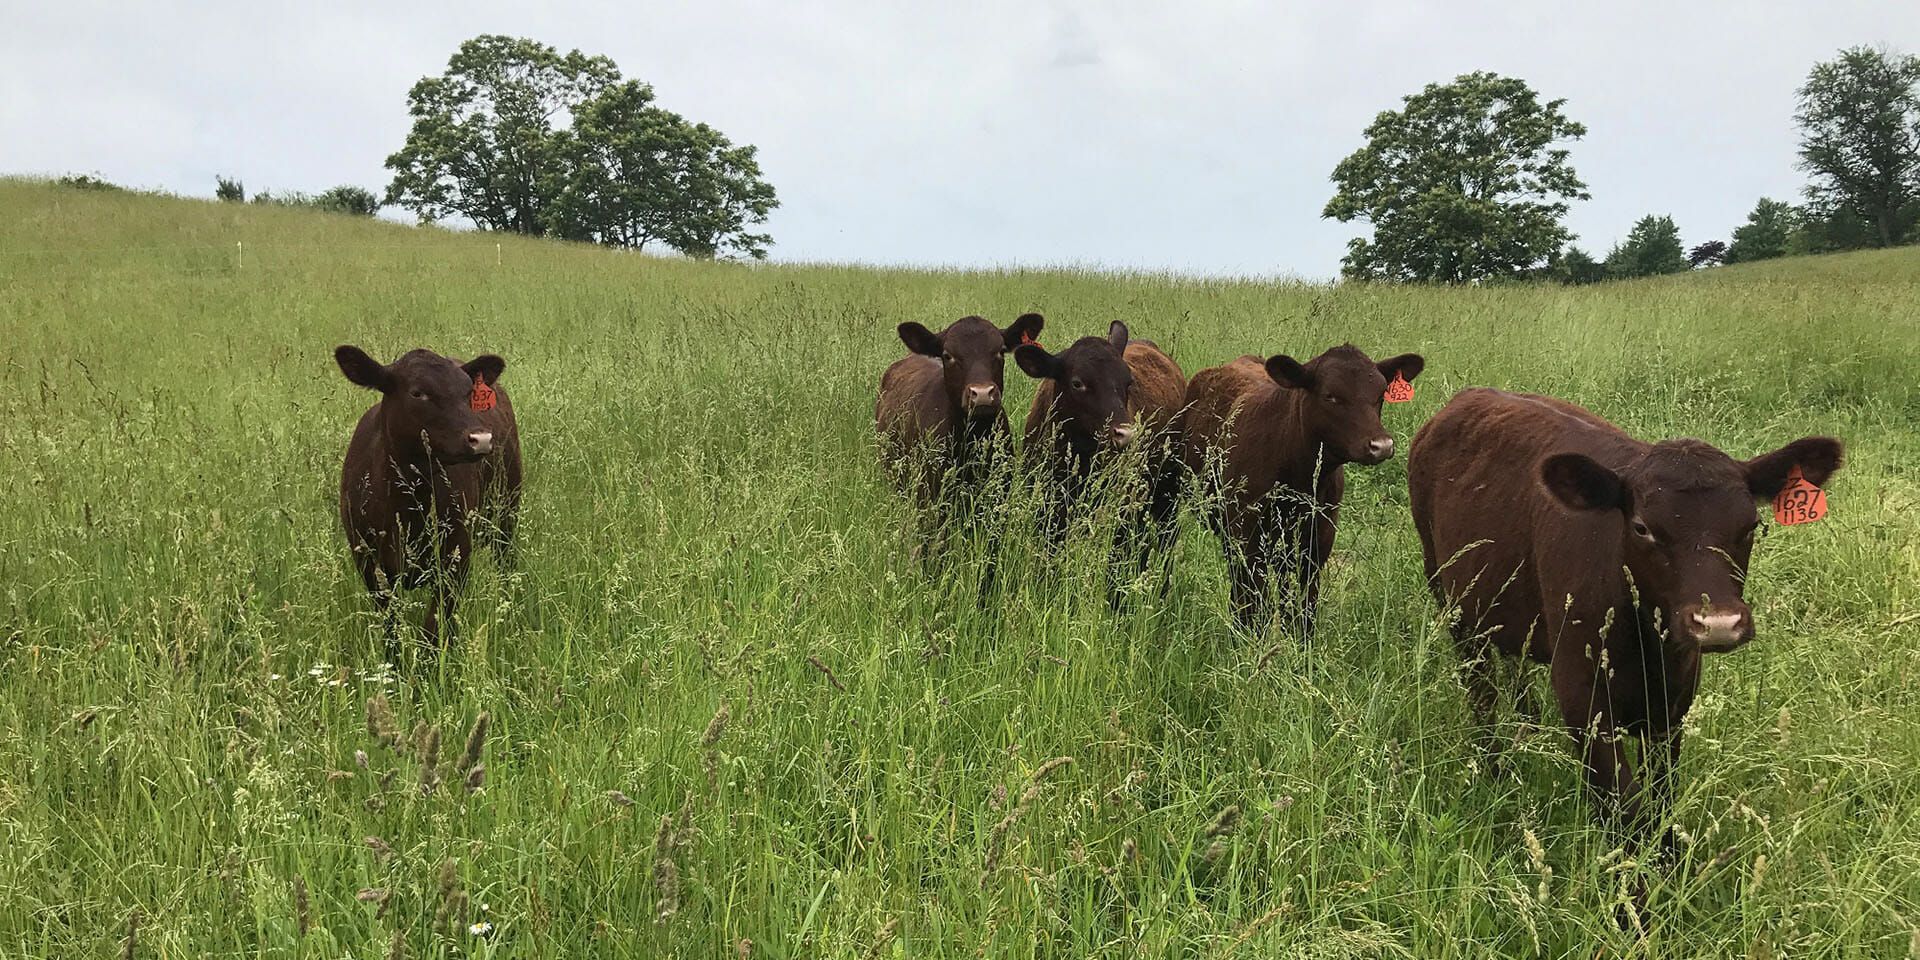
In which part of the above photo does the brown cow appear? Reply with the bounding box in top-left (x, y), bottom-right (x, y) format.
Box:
top-left (336, 346), bottom-right (523, 660)
top-left (1182, 345), bottom-right (1424, 636)
top-left (876, 314), bottom-right (1044, 585)
top-left (1408, 387), bottom-right (1842, 835)
top-left (1018, 320), bottom-right (1187, 596)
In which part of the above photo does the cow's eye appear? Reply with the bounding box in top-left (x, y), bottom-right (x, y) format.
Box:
top-left (941, 353), bottom-right (955, 365)
top-left (1631, 519), bottom-right (1654, 540)
top-left (1324, 394), bottom-right (1342, 405)
top-left (1070, 379), bottom-right (1087, 392)
top-left (410, 389), bottom-right (427, 401)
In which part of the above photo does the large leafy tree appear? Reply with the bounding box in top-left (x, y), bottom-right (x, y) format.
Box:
top-left (385, 35), bottom-right (621, 234)
top-left (1324, 72), bottom-right (1589, 282)
top-left (1726, 197), bottom-right (1799, 264)
top-left (550, 81), bottom-right (778, 259)
top-left (1794, 46), bottom-right (1920, 249)
top-left (1604, 215), bottom-right (1687, 279)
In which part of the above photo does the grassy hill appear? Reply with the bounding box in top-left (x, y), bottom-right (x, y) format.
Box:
top-left (2, 178), bottom-right (1917, 958)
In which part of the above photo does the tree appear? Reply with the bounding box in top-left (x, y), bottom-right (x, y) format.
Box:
top-left (1558, 245), bottom-right (1606, 285)
top-left (1323, 72), bottom-right (1589, 282)
top-left (1687, 240), bottom-right (1728, 268)
top-left (548, 81), bottom-right (778, 258)
top-left (1604, 215), bottom-right (1687, 278)
top-left (386, 35), bottom-right (778, 258)
top-left (216, 176), bottom-right (245, 202)
top-left (385, 35), bottom-right (621, 233)
top-left (1794, 46), bottom-right (1920, 248)
top-left (1725, 197), bottom-right (1799, 263)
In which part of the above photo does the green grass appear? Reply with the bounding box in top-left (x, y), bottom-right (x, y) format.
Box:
top-left (2, 177), bottom-right (1918, 958)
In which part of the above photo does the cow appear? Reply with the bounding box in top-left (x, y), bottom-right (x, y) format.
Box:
top-left (1182, 344), bottom-right (1424, 636)
top-left (875, 313), bottom-right (1045, 585)
top-left (335, 346), bottom-right (523, 661)
top-left (1407, 387), bottom-right (1843, 837)
top-left (1016, 320), bottom-right (1187, 599)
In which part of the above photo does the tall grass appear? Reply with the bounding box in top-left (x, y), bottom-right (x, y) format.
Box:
top-left (1, 177), bottom-right (1917, 957)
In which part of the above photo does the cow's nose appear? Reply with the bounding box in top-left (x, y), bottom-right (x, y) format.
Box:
top-left (467, 430), bottom-right (494, 455)
top-left (964, 383), bottom-right (999, 408)
top-left (1365, 436), bottom-right (1394, 461)
top-left (1109, 423), bottom-right (1137, 447)
top-left (1687, 608), bottom-right (1751, 651)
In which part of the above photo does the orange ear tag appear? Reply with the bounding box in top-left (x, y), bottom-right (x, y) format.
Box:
top-left (1384, 372), bottom-right (1414, 403)
top-left (1020, 331), bottom-right (1039, 347)
top-left (1772, 465), bottom-right (1826, 525)
top-left (469, 378), bottom-right (497, 413)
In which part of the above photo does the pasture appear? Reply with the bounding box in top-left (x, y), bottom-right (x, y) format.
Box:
top-left (2, 178), bottom-right (1918, 957)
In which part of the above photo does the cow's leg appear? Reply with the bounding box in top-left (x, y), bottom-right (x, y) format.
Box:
top-left (356, 550), bottom-right (402, 666)
top-left (1227, 533), bottom-right (1271, 634)
top-left (1295, 501), bottom-right (1338, 641)
top-left (1552, 658), bottom-right (1644, 837)
top-left (1642, 729), bottom-right (1684, 862)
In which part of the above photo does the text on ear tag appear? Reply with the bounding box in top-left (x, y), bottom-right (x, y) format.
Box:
top-left (1773, 464), bottom-right (1826, 525)
top-left (1384, 372), bottom-right (1414, 404)
top-left (470, 378), bottom-right (497, 413)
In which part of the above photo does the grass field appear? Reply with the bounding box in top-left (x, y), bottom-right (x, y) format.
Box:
top-left (2, 177), bottom-right (1918, 958)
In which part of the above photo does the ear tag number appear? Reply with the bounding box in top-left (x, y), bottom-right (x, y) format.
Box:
top-left (1384, 372), bottom-right (1414, 404)
top-left (470, 378), bottom-right (497, 412)
top-left (1772, 465), bottom-right (1826, 525)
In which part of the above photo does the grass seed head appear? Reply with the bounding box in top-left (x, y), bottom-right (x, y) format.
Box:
top-left (1206, 804), bottom-right (1241, 838)
top-left (365, 695), bottom-right (399, 750)
top-left (366, 835), bottom-right (394, 863)
top-left (456, 712), bottom-right (489, 775)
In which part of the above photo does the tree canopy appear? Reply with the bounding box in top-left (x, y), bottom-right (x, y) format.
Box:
top-left (1726, 198), bottom-right (1799, 264)
top-left (1795, 46), bottom-right (1920, 248)
top-left (385, 35), bottom-right (777, 259)
top-left (1323, 72), bottom-right (1589, 283)
top-left (1605, 215), bottom-right (1687, 279)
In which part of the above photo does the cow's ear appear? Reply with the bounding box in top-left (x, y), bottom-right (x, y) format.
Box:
top-left (898, 322), bottom-right (943, 357)
top-left (335, 345), bottom-right (391, 392)
top-left (463, 354), bottom-right (505, 386)
top-left (1541, 453), bottom-right (1627, 512)
top-left (1744, 436), bottom-right (1844, 498)
top-left (1107, 320), bottom-right (1129, 352)
top-left (1265, 355), bottom-right (1313, 390)
top-left (1377, 353), bottom-right (1424, 382)
top-left (1014, 344), bottom-right (1057, 380)
top-left (1004, 312), bottom-right (1045, 350)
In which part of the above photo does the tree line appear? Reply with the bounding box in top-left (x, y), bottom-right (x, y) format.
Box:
top-left (1324, 46), bottom-right (1920, 284)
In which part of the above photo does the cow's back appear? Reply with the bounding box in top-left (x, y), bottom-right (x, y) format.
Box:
top-left (1409, 388), bottom-right (1642, 656)
top-left (1180, 355), bottom-right (1281, 484)
top-left (876, 354), bottom-right (950, 449)
top-left (1125, 341), bottom-right (1186, 429)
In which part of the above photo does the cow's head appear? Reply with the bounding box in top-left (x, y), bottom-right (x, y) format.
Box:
top-left (336, 345), bottom-right (504, 464)
top-left (1264, 345), bottom-right (1424, 465)
top-left (1015, 320), bottom-right (1136, 454)
top-left (896, 313), bottom-right (1044, 421)
top-left (1541, 435), bottom-right (1843, 652)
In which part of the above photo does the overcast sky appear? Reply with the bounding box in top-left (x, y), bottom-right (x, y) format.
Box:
top-left (4, 1), bottom-right (1914, 278)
